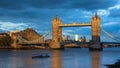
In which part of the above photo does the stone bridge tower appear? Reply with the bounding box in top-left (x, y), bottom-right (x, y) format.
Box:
top-left (11, 33), bottom-right (18, 48)
top-left (50, 15), bottom-right (63, 49)
top-left (91, 13), bottom-right (102, 50)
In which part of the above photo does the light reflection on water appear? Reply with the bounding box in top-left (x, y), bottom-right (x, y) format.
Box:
top-left (51, 50), bottom-right (62, 68)
top-left (90, 51), bottom-right (101, 68)
top-left (0, 48), bottom-right (120, 68)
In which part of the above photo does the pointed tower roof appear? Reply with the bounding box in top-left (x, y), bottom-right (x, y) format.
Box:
top-left (55, 14), bottom-right (59, 20)
top-left (92, 12), bottom-right (100, 19)
top-left (13, 28), bottom-right (19, 33)
top-left (52, 14), bottom-right (60, 21)
top-left (95, 13), bottom-right (99, 17)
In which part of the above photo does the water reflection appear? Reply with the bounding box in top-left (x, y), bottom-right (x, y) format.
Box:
top-left (90, 51), bottom-right (101, 68)
top-left (11, 50), bottom-right (35, 68)
top-left (12, 54), bottom-right (17, 68)
top-left (1, 48), bottom-right (120, 68)
top-left (51, 50), bottom-right (62, 68)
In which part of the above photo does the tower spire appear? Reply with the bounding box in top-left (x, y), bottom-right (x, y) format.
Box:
top-left (95, 12), bottom-right (97, 15)
top-left (95, 12), bottom-right (98, 17)
top-left (94, 12), bottom-right (100, 19)
top-left (56, 14), bottom-right (59, 20)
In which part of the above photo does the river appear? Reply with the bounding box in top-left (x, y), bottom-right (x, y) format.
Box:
top-left (0, 48), bottom-right (120, 68)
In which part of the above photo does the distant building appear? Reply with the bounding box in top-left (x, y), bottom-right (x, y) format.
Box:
top-left (6, 29), bottom-right (20, 37)
top-left (62, 35), bottom-right (66, 41)
top-left (66, 35), bottom-right (70, 40)
top-left (75, 34), bottom-right (78, 41)
top-left (13, 29), bottom-right (19, 33)
top-left (79, 37), bottom-right (83, 42)
top-left (0, 33), bottom-right (8, 36)
top-left (79, 36), bottom-right (86, 42)
top-left (83, 36), bottom-right (86, 42)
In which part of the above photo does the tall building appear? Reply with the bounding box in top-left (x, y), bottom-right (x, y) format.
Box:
top-left (75, 34), bottom-right (78, 41)
top-left (66, 35), bottom-right (70, 40)
top-left (79, 37), bottom-right (83, 42)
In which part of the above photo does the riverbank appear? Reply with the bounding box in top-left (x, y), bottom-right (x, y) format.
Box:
top-left (0, 46), bottom-right (48, 50)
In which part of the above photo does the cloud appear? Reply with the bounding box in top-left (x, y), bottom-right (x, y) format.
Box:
top-left (62, 29), bottom-right (76, 37)
top-left (0, 0), bottom-right (117, 10)
top-left (0, 21), bottom-right (28, 31)
top-left (107, 4), bottom-right (120, 17)
top-left (97, 9), bottom-right (110, 16)
top-left (0, 0), bottom-right (118, 21)
top-left (109, 9), bottom-right (120, 17)
top-left (109, 4), bottom-right (120, 10)
top-left (63, 30), bottom-right (74, 32)
top-left (80, 27), bottom-right (91, 29)
top-left (62, 32), bottom-right (74, 36)
top-left (0, 0), bottom-right (25, 10)
top-left (0, 0), bottom-right (119, 42)
top-left (102, 22), bottom-right (120, 26)
top-left (0, 8), bottom-right (50, 19)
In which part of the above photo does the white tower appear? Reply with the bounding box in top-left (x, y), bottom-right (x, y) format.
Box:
top-left (75, 34), bottom-right (78, 41)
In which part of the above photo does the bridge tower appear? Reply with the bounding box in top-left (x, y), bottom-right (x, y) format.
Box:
top-left (11, 33), bottom-right (18, 48)
top-left (90, 13), bottom-right (102, 50)
top-left (50, 15), bottom-right (63, 49)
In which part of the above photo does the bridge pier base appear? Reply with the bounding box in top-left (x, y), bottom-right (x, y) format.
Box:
top-left (89, 42), bottom-right (103, 51)
top-left (49, 41), bottom-right (64, 50)
top-left (89, 47), bottom-right (103, 51)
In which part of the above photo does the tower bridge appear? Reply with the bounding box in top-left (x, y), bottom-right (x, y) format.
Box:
top-left (50, 14), bottom-right (101, 50)
top-left (10, 13), bottom-right (120, 50)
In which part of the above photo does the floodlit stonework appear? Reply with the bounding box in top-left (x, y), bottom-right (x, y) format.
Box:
top-left (50, 14), bottom-right (101, 50)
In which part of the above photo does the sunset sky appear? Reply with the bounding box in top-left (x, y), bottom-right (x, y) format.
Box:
top-left (0, 0), bottom-right (120, 42)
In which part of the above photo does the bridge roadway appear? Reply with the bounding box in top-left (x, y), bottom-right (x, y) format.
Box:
top-left (101, 42), bottom-right (120, 44)
top-left (58, 23), bottom-right (91, 27)
top-left (61, 41), bottom-right (120, 45)
top-left (18, 42), bottom-right (49, 45)
top-left (17, 41), bottom-right (120, 46)
top-left (60, 41), bottom-right (90, 45)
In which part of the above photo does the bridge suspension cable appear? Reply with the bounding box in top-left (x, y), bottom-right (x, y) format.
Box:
top-left (42, 30), bottom-right (52, 40)
top-left (101, 28), bottom-right (120, 42)
top-left (18, 30), bottom-right (52, 44)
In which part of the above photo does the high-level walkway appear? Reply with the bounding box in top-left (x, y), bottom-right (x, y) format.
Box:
top-left (58, 23), bottom-right (91, 27)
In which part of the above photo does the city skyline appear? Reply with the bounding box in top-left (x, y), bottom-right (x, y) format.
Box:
top-left (0, 0), bottom-right (120, 42)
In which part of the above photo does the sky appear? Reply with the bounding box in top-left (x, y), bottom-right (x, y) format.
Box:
top-left (0, 0), bottom-right (120, 42)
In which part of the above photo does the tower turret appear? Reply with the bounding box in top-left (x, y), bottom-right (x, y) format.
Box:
top-left (50, 15), bottom-right (63, 49)
top-left (90, 13), bottom-right (102, 50)
top-left (92, 13), bottom-right (100, 42)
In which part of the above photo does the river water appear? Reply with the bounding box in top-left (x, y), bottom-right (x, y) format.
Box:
top-left (0, 48), bottom-right (120, 68)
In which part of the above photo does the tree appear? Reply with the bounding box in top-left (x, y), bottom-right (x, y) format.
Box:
top-left (0, 33), bottom-right (12, 46)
